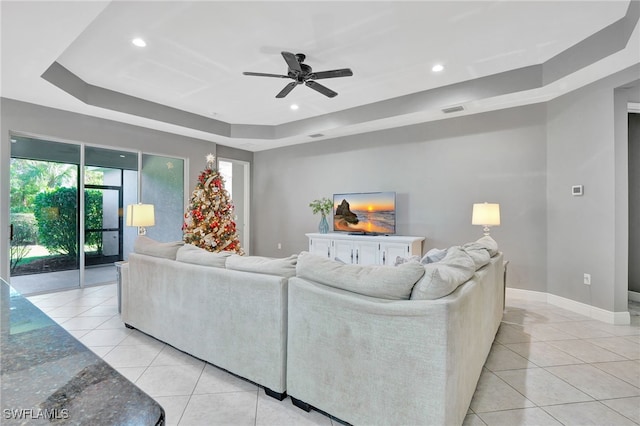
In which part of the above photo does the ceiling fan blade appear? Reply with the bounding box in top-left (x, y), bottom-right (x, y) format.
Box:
top-left (276, 82), bottom-right (297, 98)
top-left (305, 81), bottom-right (338, 98)
top-left (243, 72), bottom-right (290, 79)
top-left (281, 51), bottom-right (302, 73)
top-left (310, 68), bottom-right (353, 80)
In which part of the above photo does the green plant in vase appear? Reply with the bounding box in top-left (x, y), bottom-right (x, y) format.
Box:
top-left (309, 197), bottom-right (333, 234)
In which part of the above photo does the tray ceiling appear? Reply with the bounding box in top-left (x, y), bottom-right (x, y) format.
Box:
top-left (2, 1), bottom-right (639, 151)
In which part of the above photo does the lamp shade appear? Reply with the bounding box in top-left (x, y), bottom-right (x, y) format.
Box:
top-left (126, 204), bottom-right (155, 227)
top-left (472, 203), bottom-right (500, 226)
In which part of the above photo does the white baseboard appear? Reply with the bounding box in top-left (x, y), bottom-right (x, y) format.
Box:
top-left (629, 291), bottom-right (640, 303)
top-left (506, 287), bottom-right (547, 302)
top-left (506, 287), bottom-right (631, 325)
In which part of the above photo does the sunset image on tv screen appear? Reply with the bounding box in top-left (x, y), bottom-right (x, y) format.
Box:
top-left (333, 192), bottom-right (395, 234)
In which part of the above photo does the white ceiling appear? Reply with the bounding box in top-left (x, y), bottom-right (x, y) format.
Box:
top-left (1, 1), bottom-right (639, 152)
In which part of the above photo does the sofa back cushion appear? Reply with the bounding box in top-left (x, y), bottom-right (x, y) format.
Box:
top-left (226, 254), bottom-right (298, 278)
top-left (463, 246), bottom-right (491, 270)
top-left (176, 244), bottom-right (233, 268)
top-left (410, 246), bottom-right (476, 300)
top-left (464, 235), bottom-right (498, 257)
top-left (296, 252), bottom-right (425, 300)
top-left (134, 236), bottom-right (184, 260)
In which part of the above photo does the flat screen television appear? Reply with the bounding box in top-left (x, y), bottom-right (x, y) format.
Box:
top-left (333, 191), bottom-right (396, 235)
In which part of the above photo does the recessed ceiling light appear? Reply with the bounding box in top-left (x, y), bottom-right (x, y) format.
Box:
top-left (132, 38), bottom-right (146, 48)
top-left (432, 64), bottom-right (444, 72)
top-left (290, 104), bottom-right (299, 110)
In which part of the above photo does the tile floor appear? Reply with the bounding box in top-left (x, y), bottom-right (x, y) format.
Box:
top-left (27, 284), bottom-right (639, 426)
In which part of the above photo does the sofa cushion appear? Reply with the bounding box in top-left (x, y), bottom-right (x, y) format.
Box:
top-left (464, 235), bottom-right (498, 257)
top-left (462, 246), bottom-right (491, 270)
top-left (395, 248), bottom-right (448, 266)
top-left (134, 236), bottom-right (184, 259)
top-left (410, 246), bottom-right (476, 300)
top-left (296, 252), bottom-right (425, 300)
top-left (176, 244), bottom-right (233, 268)
top-left (226, 254), bottom-right (298, 278)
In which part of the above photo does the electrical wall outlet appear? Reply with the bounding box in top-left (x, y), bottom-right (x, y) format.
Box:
top-left (583, 273), bottom-right (591, 285)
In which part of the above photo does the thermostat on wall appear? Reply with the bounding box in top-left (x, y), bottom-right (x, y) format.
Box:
top-left (572, 185), bottom-right (583, 196)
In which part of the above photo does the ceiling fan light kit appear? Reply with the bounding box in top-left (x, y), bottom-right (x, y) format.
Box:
top-left (243, 51), bottom-right (353, 98)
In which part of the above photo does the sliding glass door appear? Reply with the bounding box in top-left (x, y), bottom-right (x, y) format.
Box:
top-left (9, 137), bottom-right (140, 294)
top-left (9, 137), bottom-right (81, 294)
top-left (9, 136), bottom-right (187, 295)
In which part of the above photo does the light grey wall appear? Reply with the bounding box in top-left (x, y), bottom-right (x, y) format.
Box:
top-left (253, 104), bottom-right (548, 292)
top-left (547, 85), bottom-right (617, 311)
top-left (629, 113), bottom-right (640, 293)
top-left (0, 98), bottom-right (250, 279)
top-left (546, 65), bottom-right (638, 312)
top-left (217, 144), bottom-right (253, 164)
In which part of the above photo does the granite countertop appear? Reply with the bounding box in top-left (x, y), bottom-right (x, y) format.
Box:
top-left (0, 280), bottom-right (164, 425)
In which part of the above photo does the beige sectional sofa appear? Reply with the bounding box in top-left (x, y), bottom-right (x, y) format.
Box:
top-left (120, 237), bottom-right (296, 399)
top-left (121, 236), bottom-right (504, 425)
top-left (286, 237), bottom-right (504, 426)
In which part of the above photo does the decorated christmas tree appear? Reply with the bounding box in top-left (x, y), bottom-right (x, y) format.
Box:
top-left (182, 154), bottom-right (244, 254)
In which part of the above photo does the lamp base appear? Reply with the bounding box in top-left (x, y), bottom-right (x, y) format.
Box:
top-left (482, 225), bottom-right (491, 236)
top-left (138, 227), bottom-right (147, 236)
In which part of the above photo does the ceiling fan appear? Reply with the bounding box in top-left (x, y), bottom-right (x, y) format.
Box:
top-left (243, 51), bottom-right (353, 98)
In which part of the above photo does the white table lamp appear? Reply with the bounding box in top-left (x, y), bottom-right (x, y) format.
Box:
top-left (126, 203), bottom-right (155, 235)
top-left (472, 202), bottom-right (500, 236)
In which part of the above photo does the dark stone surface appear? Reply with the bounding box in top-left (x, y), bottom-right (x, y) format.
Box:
top-left (0, 280), bottom-right (164, 425)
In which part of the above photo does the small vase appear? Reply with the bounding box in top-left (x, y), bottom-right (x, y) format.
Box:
top-left (318, 214), bottom-right (329, 234)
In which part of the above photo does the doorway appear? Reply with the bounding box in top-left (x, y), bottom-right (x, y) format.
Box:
top-left (219, 158), bottom-right (251, 254)
top-left (84, 184), bottom-right (122, 266)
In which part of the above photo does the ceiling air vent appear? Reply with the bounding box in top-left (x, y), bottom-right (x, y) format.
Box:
top-left (309, 133), bottom-right (325, 138)
top-left (442, 105), bottom-right (464, 114)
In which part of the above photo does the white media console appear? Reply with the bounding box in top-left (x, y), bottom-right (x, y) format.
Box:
top-left (306, 233), bottom-right (425, 266)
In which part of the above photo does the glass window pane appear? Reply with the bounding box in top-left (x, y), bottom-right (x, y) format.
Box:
top-left (11, 136), bottom-right (80, 164)
top-left (10, 143), bottom-right (80, 294)
top-left (141, 154), bottom-right (184, 242)
top-left (85, 146), bottom-right (138, 170)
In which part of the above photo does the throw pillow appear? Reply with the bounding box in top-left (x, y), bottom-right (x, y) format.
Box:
top-left (176, 244), bottom-right (233, 268)
top-left (296, 251), bottom-right (425, 300)
top-left (410, 246), bottom-right (476, 300)
top-left (394, 255), bottom-right (420, 266)
top-left (226, 254), bottom-right (298, 278)
top-left (134, 236), bottom-right (184, 260)
top-left (420, 247), bottom-right (448, 264)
